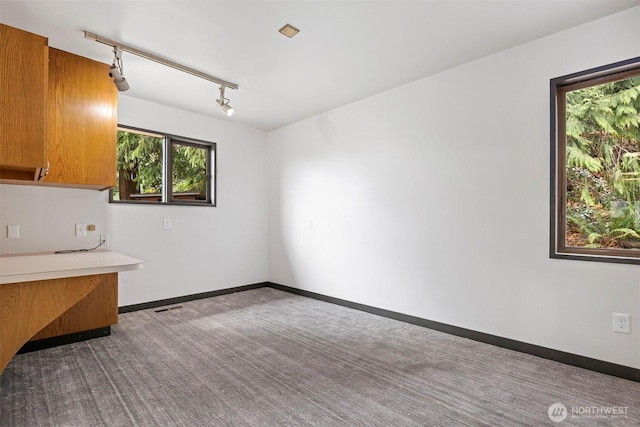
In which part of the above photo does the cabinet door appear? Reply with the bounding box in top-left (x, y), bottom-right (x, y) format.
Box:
top-left (45, 48), bottom-right (117, 189)
top-left (0, 24), bottom-right (48, 172)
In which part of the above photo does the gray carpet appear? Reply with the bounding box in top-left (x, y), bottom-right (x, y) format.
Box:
top-left (1, 288), bottom-right (639, 426)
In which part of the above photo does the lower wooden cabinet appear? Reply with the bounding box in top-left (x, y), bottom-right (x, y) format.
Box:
top-left (30, 273), bottom-right (118, 341)
top-left (0, 273), bottom-right (118, 374)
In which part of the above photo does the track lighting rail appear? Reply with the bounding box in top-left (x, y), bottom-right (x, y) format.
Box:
top-left (84, 31), bottom-right (238, 90)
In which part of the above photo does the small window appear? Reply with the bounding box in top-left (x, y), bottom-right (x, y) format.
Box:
top-left (551, 57), bottom-right (640, 264)
top-left (111, 126), bottom-right (215, 206)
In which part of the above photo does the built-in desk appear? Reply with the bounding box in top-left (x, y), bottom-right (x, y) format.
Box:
top-left (0, 250), bottom-right (143, 374)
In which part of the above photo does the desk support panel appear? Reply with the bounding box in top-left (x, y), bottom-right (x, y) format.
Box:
top-left (0, 274), bottom-right (109, 374)
top-left (31, 273), bottom-right (118, 341)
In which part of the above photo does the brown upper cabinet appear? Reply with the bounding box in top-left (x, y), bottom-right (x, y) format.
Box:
top-left (0, 24), bottom-right (117, 190)
top-left (0, 24), bottom-right (49, 180)
top-left (43, 48), bottom-right (117, 189)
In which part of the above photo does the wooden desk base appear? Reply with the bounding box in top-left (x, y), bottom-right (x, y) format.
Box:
top-left (0, 273), bottom-right (118, 374)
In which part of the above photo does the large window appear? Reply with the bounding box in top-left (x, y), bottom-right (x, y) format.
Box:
top-left (551, 57), bottom-right (640, 264)
top-left (111, 126), bottom-right (215, 206)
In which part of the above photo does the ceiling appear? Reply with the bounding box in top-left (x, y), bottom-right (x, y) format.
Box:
top-left (1, 1), bottom-right (638, 131)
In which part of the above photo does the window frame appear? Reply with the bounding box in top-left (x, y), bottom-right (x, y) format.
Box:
top-left (550, 56), bottom-right (640, 264)
top-left (110, 125), bottom-right (216, 207)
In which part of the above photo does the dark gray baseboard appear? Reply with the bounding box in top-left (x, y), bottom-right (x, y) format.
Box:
top-left (116, 281), bottom-right (640, 382)
top-left (267, 283), bottom-right (640, 383)
top-left (118, 282), bottom-right (269, 314)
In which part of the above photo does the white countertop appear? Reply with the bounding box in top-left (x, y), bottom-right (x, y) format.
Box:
top-left (0, 250), bottom-right (144, 284)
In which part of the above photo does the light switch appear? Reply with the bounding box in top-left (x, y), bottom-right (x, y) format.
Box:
top-left (163, 218), bottom-right (172, 230)
top-left (7, 225), bottom-right (19, 239)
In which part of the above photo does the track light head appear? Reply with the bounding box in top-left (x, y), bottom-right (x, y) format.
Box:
top-left (217, 85), bottom-right (234, 116)
top-left (109, 64), bottom-right (130, 91)
top-left (110, 47), bottom-right (129, 91)
top-left (216, 98), bottom-right (234, 116)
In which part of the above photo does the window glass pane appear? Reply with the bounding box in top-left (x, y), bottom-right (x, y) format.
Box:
top-left (564, 76), bottom-right (640, 251)
top-left (171, 142), bottom-right (208, 202)
top-left (114, 130), bottom-right (163, 202)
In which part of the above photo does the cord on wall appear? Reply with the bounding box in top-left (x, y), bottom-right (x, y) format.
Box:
top-left (54, 238), bottom-right (107, 254)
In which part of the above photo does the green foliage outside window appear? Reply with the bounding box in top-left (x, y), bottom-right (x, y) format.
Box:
top-left (565, 77), bottom-right (640, 249)
top-left (113, 129), bottom-right (211, 203)
top-left (172, 144), bottom-right (207, 196)
top-left (114, 130), bottom-right (163, 200)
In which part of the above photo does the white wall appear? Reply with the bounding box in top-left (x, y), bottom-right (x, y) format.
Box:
top-left (0, 185), bottom-right (108, 253)
top-left (267, 7), bottom-right (640, 369)
top-left (113, 97), bottom-right (268, 306)
top-left (0, 96), bottom-right (269, 306)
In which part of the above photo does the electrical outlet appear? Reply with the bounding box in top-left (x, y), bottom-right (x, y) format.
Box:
top-left (613, 313), bottom-right (630, 334)
top-left (100, 234), bottom-right (110, 246)
top-left (75, 223), bottom-right (87, 237)
top-left (163, 218), bottom-right (172, 230)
